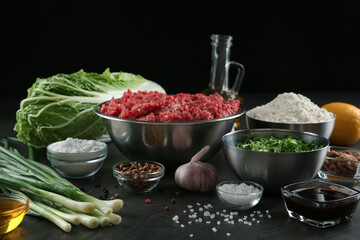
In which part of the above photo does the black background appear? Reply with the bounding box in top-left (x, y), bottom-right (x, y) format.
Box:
top-left (2, 0), bottom-right (360, 99)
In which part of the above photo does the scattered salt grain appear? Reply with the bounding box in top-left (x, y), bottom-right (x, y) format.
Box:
top-left (227, 233), bottom-right (231, 236)
top-left (172, 202), bottom-right (272, 236)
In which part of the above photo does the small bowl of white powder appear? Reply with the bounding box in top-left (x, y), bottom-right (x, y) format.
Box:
top-left (216, 180), bottom-right (263, 211)
top-left (47, 138), bottom-right (107, 178)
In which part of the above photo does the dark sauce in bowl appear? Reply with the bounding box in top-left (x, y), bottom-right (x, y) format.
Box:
top-left (283, 186), bottom-right (359, 221)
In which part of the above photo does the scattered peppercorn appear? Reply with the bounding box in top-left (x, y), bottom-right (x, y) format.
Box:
top-left (171, 198), bottom-right (176, 204)
top-left (145, 199), bottom-right (151, 204)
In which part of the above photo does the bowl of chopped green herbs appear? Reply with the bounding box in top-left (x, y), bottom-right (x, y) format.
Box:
top-left (222, 129), bottom-right (329, 193)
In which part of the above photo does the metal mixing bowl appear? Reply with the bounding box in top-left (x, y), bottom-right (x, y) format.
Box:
top-left (246, 114), bottom-right (336, 139)
top-left (222, 129), bottom-right (330, 193)
top-left (94, 102), bottom-right (245, 166)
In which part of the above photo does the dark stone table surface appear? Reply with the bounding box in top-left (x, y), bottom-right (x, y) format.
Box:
top-left (1, 91), bottom-right (360, 240)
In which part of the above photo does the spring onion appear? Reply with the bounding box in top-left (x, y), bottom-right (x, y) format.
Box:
top-left (0, 138), bottom-right (123, 232)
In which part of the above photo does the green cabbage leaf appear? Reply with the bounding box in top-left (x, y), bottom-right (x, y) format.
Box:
top-left (14, 69), bottom-right (165, 148)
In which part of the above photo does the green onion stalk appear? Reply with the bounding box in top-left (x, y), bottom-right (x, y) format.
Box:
top-left (0, 138), bottom-right (123, 232)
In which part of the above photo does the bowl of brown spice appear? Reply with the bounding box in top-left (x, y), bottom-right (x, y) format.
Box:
top-left (318, 146), bottom-right (360, 183)
top-left (113, 160), bottom-right (165, 193)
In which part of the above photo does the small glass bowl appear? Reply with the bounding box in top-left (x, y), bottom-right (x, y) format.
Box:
top-left (216, 180), bottom-right (263, 211)
top-left (47, 155), bottom-right (106, 178)
top-left (113, 160), bottom-right (165, 193)
top-left (46, 141), bottom-right (107, 178)
top-left (47, 141), bottom-right (107, 161)
top-left (281, 179), bottom-right (360, 228)
top-left (318, 146), bottom-right (360, 183)
top-left (0, 193), bottom-right (29, 234)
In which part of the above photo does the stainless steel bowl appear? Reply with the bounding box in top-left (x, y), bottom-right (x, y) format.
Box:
top-left (222, 129), bottom-right (330, 193)
top-left (246, 114), bottom-right (336, 139)
top-left (94, 102), bottom-right (245, 166)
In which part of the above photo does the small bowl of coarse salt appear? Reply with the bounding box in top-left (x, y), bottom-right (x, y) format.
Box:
top-left (47, 138), bottom-right (107, 178)
top-left (216, 180), bottom-right (263, 211)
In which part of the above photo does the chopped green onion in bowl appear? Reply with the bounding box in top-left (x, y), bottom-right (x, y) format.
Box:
top-left (235, 136), bottom-right (322, 153)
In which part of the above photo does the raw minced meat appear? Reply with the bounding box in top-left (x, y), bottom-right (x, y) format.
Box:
top-left (100, 90), bottom-right (240, 122)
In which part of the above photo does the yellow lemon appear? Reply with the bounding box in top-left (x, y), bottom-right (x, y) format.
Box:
top-left (322, 102), bottom-right (360, 145)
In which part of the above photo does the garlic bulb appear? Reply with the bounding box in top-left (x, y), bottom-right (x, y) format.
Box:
top-left (174, 145), bottom-right (218, 192)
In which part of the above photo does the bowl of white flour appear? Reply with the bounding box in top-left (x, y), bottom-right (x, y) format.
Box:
top-left (246, 92), bottom-right (336, 139)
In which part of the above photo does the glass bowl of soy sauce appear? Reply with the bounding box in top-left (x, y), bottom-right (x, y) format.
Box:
top-left (281, 179), bottom-right (360, 228)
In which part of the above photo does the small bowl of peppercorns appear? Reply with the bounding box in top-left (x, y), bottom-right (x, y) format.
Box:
top-left (113, 160), bottom-right (165, 193)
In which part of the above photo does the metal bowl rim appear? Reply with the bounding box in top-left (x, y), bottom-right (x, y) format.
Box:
top-left (222, 128), bottom-right (330, 154)
top-left (94, 100), bottom-right (246, 126)
top-left (246, 112), bottom-right (336, 125)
